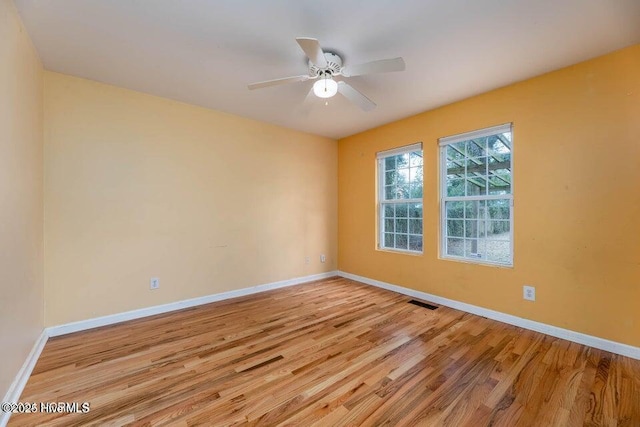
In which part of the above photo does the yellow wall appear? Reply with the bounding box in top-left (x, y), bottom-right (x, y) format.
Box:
top-left (44, 72), bottom-right (337, 326)
top-left (338, 44), bottom-right (640, 347)
top-left (0, 0), bottom-right (44, 398)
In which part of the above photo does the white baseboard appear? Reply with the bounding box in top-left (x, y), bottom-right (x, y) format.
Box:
top-left (0, 330), bottom-right (49, 427)
top-left (338, 270), bottom-right (640, 360)
top-left (47, 271), bottom-right (338, 337)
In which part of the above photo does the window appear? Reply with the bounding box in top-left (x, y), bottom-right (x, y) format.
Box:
top-left (439, 124), bottom-right (513, 266)
top-left (377, 143), bottom-right (423, 253)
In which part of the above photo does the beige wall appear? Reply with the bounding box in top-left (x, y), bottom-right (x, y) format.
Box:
top-left (338, 45), bottom-right (640, 347)
top-left (44, 71), bottom-right (337, 326)
top-left (0, 0), bottom-right (44, 399)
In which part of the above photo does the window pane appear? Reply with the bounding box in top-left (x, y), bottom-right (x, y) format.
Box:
top-left (397, 168), bottom-right (409, 184)
top-left (489, 176), bottom-right (511, 195)
top-left (409, 235), bottom-right (422, 251)
top-left (447, 178), bottom-right (465, 196)
top-left (487, 199), bottom-right (510, 220)
top-left (446, 201), bottom-right (464, 219)
top-left (384, 218), bottom-right (394, 233)
top-left (385, 186), bottom-right (394, 200)
top-left (396, 204), bottom-right (408, 218)
top-left (410, 151), bottom-right (423, 166)
top-left (447, 142), bottom-right (465, 160)
top-left (488, 136), bottom-right (511, 158)
top-left (385, 156), bottom-right (395, 170)
top-left (384, 204), bottom-right (395, 218)
top-left (447, 238), bottom-right (464, 257)
top-left (385, 171), bottom-right (395, 185)
top-left (488, 136), bottom-right (511, 194)
top-left (464, 200), bottom-right (486, 219)
top-left (447, 160), bottom-right (463, 179)
top-left (395, 219), bottom-right (408, 233)
top-left (467, 138), bottom-right (487, 157)
top-left (465, 220), bottom-right (484, 238)
top-left (492, 167), bottom-right (511, 180)
top-left (409, 219), bottom-right (422, 234)
top-left (491, 152), bottom-right (511, 164)
top-left (395, 234), bottom-right (408, 250)
top-left (396, 183), bottom-right (410, 199)
top-left (486, 240), bottom-right (510, 264)
top-left (465, 239), bottom-right (484, 259)
top-left (487, 220), bottom-right (510, 238)
top-left (466, 175), bottom-right (487, 196)
top-left (410, 183), bottom-right (423, 199)
top-left (397, 153), bottom-right (409, 168)
top-left (409, 167), bottom-right (421, 185)
top-left (384, 233), bottom-right (394, 248)
top-left (447, 220), bottom-right (464, 237)
top-left (409, 203), bottom-right (422, 218)
top-left (466, 157), bottom-right (488, 175)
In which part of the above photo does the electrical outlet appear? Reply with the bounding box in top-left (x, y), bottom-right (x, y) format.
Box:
top-left (523, 285), bottom-right (535, 301)
top-left (305, 256), bottom-right (310, 265)
top-left (320, 254), bottom-right (326, 263)
top-left (150, 277), bottom-right (159, 290)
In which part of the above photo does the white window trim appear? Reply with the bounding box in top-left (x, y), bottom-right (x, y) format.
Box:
top-left (377, 142), bottom-right (424, 254)
top-left (439, 124), bottom-right (514, 267)
top-left (438, 123), bottom-right (512, 146)
top-left (376, 142), bottom-right (423, 159)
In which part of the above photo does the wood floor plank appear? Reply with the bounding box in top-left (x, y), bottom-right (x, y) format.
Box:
top-left (9, 277), bottom-right (640, 426)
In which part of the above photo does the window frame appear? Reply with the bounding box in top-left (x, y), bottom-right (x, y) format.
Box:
top-left (377, 142), bottom-right (424, 254)
top-left (439, 123), bottom-right (514, 267)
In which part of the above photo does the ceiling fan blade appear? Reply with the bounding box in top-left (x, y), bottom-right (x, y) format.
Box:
top-left (337, 81), bottom-right (376, 112)
top-left (296, 37), bottom-right (328, 68)
top-left (341, 57), bottom-right (405, 77)
top-left (299, 87), bottom-right (316, 116)
top-left (247, 75), bottom-right (310, 90)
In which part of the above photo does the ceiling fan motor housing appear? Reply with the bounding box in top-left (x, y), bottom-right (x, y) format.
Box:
top-left (309, 52), bottom-right (343, 76)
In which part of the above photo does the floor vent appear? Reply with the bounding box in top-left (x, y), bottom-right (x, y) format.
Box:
top-left (408, 299), bottom-right (438, 310)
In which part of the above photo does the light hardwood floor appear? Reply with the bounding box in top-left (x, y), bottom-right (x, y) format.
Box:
top-left (10, 277), bottom-right (640, 426)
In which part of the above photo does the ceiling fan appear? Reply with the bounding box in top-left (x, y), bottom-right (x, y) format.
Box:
top-left (247, 37), bottom-right (405, 112)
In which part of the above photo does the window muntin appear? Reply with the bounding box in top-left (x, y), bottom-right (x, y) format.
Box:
top-left (440, 124), bottom-right (513, 266)
top-left (378, 143), bottom-right (423, 253)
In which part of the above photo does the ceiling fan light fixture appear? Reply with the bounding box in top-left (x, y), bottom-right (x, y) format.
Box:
top-left (313, 75), bottom-right (338, 98)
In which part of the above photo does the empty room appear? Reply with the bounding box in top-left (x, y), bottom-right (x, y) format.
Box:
top-left (1, 0), bottom-right (639, 425)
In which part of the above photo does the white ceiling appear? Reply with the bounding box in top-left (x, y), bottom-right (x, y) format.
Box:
top-left (14, 0), bottom-right (640, 139)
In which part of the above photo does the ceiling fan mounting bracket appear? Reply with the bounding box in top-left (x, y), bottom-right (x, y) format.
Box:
top-left (309, 52), bottom-right (343, 77)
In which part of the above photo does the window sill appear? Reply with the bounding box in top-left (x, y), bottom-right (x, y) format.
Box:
top-left (377, 247), bottom-right (423, 256)
top-left (439, 255), bottom-right (513, 268)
